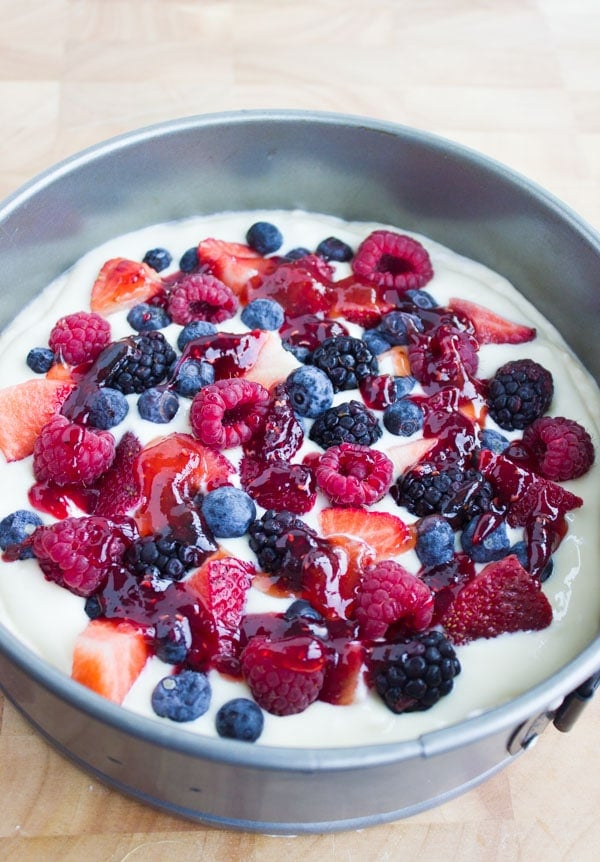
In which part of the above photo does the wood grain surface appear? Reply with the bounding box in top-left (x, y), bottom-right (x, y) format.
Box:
top-left (1, 2), bottom-right (599, 860)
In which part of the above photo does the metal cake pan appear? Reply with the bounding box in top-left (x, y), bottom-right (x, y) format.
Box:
top-left (0, 110), bottom-right (599, 833)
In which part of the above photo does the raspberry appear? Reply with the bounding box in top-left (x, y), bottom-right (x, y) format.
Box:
top-left (391, 461), bottom-right (494, 528)
top-left (31, 515), bottom-right (134, 597)
top-left (124, 533), bottom-right (205, 583)
top-left (248, 510), bottom-right (318, 587)
top-left (33, 414), bottom-right (115, 486)
top-left (355, 560), bottom-right (434, 640)
top-left (49, 311), bottom-right (111, 365)
top-left (351, 230), bottom-right (434, 291)
top-left (522, 416), bottom-right (595, 481)
top-left (315, 443), bottom-right (393, 506)
top-left (369, 630), bottom-right (461, 713)
top-left (103, 331), bottom-right (177, 395)
top-left (240, 634), bottom-right (326, 716)
top-left (167, 273), bottom-right (238, 325)
top-left (487, 359), bottom-right (554, 430)
top-left (310, 335), bottom-right (378, 392)
top-left (243, 461), bottom-right (317, 515)
top-left (189, 378), bottom-right (270, 449)
top-left (309, 400), bottom-right (382, 449)
top-left (407, 324), bottom-right (479, 387)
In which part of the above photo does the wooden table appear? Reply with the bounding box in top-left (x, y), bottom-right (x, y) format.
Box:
top-left (1, 2), bottom-right (599, 859)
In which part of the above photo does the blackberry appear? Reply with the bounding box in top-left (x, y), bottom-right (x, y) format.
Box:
top-left (310, 335), bottom-right (378, 392)
top-left (392, 461), bottom-right (494, 528)
top-left (309, 400), bottom-right (382, 449)
top-left (248, 510), bottom-right (318, 587)
top-left (104, 331), bottom-right (177, 395)
top-left (487, 358), bottom-right (554, 430)
top-left (124, 533), bottom-right (204, 582)
top-left (371, 630), bottom-right (461, 714)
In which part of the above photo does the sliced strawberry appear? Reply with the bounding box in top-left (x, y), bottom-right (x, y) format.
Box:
top-left (90, 258), bottom-right (164, 315)
top-left (71, 618), bottom-right (150, 704)
top-left (477, 448), bottom-right (583, 527)
top-left (301, 541), bottom-right (361, 621)
top-left (449, 297), bottom-right (536, 345)
top-left (90, 431), bottom-right (143, 517)
top-left (440, 555), bottom-right (553, 645)
top-left (134, 433), bottom-right (235, 537)
top-left (331, 276), bottom-right (395, 326)
top-left (186, 555), bottom-right (254, 658)
top-left (320, 639), bottom-right (365, 706)
top-left (242, 330), bottom-right (300, 388)
top-left (0, 379), bottom-right (74, 462)
top-left (180, 328), bottom-right (269, 379)
top-left (247, 255), bottom-right (335, 315)
top-left (379, 345), bottom-right (412, 376)
top-left (385, 437), bottom-right (438, 475)
top-left (197, 238), bottom-right (277, 298)
top-left (319, 507), bottom-right (415, 559)
top-left (243, 382), bottom-right (303, 463)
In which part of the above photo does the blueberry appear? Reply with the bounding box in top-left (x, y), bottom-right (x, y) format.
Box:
top-left (393, 375), bottom-right (416, 399)
top-left (480, 429), bottom-right (510, 454)
top-left (179, 247), bottom-right (199, 272)
top-left (316, 236), bottom-right (353, 262)
top-left (142, 247), bottom-right (172, 273)
top-left (137, 387), bottom-right (179, 423)
top-left (362, 329), bottom-right (392, 356)
top-left (241, 298), bottom-right (285, 331)
top-left (26, 347), bottom-right (54, 374)
top-left (415, 515), bottom-right (455, 567)
top-left (461, 515), bottom-right (510, 563)
top-left (246, 221), bottom-right (283, 255)
top-left (383, 399), bottom-right (424, 436)
top-left (172, 358), bottom-right (214, 397)
top-left (0, 510), bottom-right (43, 559)
top-left (127, 302), bottom-right (172, 332)
top-left (405, 289), bottom-right (438, 309)
top-left (509, 541), bottom-right (554, 581)
top-left (284, 599), bottom-right (324, 622)
top-left (201, 486), bottom-right (257, 538)
top-left (84, 595), bottom-right (104, 619)
top-left (155, 614), bottom-right (192, 664)
top-left (151, 670), bottom-right (211, 722)
top-left (283, 246), bottom-right (311, 261)
top-left (378, 311), bottom-right (423, 346)
top-left (215, 698), bottom-right (264, 742)
top-left (84, 387), bottom-right (129, 430)
top-left (285, 366), bottom-right (334, 418)
top-left (176, 320), bottom-right (217, 351)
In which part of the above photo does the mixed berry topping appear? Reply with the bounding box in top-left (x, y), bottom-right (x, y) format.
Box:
top-left (1, 215), bottom-right (596, 740)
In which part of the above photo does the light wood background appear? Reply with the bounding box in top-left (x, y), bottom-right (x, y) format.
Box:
top-left (1, 2), bottom-right (599, 860)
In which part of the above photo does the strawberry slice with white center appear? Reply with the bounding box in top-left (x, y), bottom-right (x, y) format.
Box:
top-left (71, 618), bottom-right (150, 704)
top-left (0, 378), bottom-right (74, 462)
top-left (449, 297), bottom-right (536, 344)
top-left (90, 258), bottom-right (164, 315)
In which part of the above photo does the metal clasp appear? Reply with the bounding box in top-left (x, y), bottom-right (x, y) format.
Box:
top-left (552, 670), bottom-right (600, 733)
